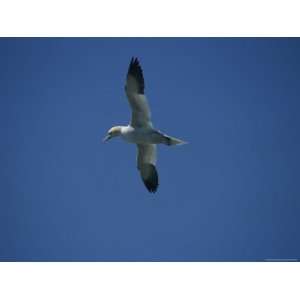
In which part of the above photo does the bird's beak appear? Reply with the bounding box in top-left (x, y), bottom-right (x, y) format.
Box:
top-left (102, 135), bottom-right (112, 142)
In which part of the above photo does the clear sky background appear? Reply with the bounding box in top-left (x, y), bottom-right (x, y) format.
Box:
top-left (1, 38), bottom-right (299, 261)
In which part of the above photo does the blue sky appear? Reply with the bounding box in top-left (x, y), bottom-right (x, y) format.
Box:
top-left (1, 38), bottom-right (300, 261)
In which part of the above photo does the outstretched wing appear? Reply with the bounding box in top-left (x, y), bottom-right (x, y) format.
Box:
top-left (125, 57), bottom-right (153, 128)
top-left (137, 144), bottom-right (158, 193)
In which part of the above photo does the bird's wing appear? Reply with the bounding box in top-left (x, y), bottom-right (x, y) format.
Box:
top-left (125, 57), bottom-right (153, 128)
top-left (137, 144), bottom-right (158, 193)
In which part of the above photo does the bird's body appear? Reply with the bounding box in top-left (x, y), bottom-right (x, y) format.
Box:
top-left (121, 126), bottom-right (170, 145)
top-left (103, 57), bottom-right (187, 193)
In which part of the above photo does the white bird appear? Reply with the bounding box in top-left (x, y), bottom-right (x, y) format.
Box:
top-left (103, 57), bottom-right (187, 193)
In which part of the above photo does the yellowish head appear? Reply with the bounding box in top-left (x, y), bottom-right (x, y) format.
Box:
top-left (103, 126), bottom-right (122, 142)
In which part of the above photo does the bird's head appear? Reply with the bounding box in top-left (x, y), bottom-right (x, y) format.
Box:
top-left (103, 126), bottom-right (122, 142)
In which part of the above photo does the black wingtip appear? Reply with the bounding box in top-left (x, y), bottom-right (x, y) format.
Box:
top-left (128, 57), bottom-right (145, 94)
top-left (144, 180), bottom-right (159, 193)
top-left (130, 57), bottom-right (139, 64)
top-left (142, 164), bottom-right (159, 193)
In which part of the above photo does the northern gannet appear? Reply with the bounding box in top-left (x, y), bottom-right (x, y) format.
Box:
top-left (103, 57), bottom-right (187, 193)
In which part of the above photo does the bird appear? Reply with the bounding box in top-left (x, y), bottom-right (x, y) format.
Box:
top-left (103, 57), bottom-right (187, 193)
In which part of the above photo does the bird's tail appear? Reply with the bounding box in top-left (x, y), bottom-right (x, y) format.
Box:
top-left (163, 135), bottom-right (188, 146)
